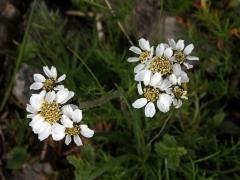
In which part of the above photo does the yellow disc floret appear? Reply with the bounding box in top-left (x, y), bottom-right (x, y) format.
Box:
top-left (143, 86), bottom-right (160, 102)
top-left (40, 101), bottom-right (61, 124)
top-left (139, 51), bottom-right (150, 63)
top-left (43, 78), bottom-right (56, 91)
top-left (173, 86), bottom-right (185, 99)
top-left (174, 51), bottom-right (186, 64)
top-left (65, 125), bottom-right (80, 136)
top-left (149, 56), bottom-right (172, 75)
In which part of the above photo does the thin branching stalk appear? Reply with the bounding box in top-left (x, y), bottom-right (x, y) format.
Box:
top-left (104, 0), bottom-right (133, 45)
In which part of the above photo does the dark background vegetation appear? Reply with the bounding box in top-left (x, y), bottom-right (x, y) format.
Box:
top-left (0, 0), bottom-right (240, 179)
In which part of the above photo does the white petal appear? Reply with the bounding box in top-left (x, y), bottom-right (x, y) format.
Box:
top-left (134, 64), bottom-right (145, 73)
top-left (73, 135), bottom-right (83, 146)
top-left (56, 89), bottom-right (69, 104)
top-left (129, 46), bottom-right (142, 54)
top-left (150, 73), bottom-right (162, 86)
top-left (80, 125), bottom-right (94, 138)
top-left (186, 56), bottom-right (199, 61)
top-left (30, 82), bottom-right (43, 90)
top-left (65, 135), bottom-right (71, 145)
top-left (156, 44), bottom-right (164, 57)
top-left (175, 99), bottom-right (182, 109)
top-left (38, 124), bottom-right (51, 141)
top-left (184, 44), bottom-right (194, 55)
top-left (173, 64), bottom-right (181, 76)
top-left (169, 74), bottom-right (177, 85)
top-left (32, 116), bottom-right (45, 134)
top-left (168, 39), bottom-right (176, 49)
top-left (137, 82), bottom-right (143, 95)
top-left (176, 40), bottom-right (184, 51)
top-left (29, 115), bottom-right (42, 129)
top-left (144, 102), bottom-right (156, 118)
top-left (157, 94), bottom-right (172, 112)
top-left (34, 74), bottom-right (46, 82)
top-left (163, 43), bottom-right (170, 48)
top-left (61, 91), bottom-right (74, 104)
top-left (132, 98), bottom-right (147, 109)
top-left (143, 70), bottom-right (152, 86)
top-left (57, 74), bottom-right (66, 82)
top-left (127, 57), bottom-right (139, 62)
top-left (43, 66), bottom-right (52, 78)
top-left (72, 109), bottom-right (82, 123)
top-left (183, 62), bottom-right (193, 69)
top-left (54, 85), bottom-right (65, 91)
top-left (45, 91), bottom-right (56, 102)
top-left (149, 46), bottom-right (154, 58)
top-left (61, 105), bottom-right (74, 118)
top-left (164, 48), bottom-right (173, 58)
top-left (30, 92), bottom-right (45, 111)
top-left (27, 114), bottom-right (35, 118)
top-left (61, 115), bottom-right (73, 128)
top-left (50, 66), bottom-right (57, 79)
top-left (159, 79), bottom-right (172, 91)
top-left (26, 104), bottom-right (37, 113)
top-left (139, 38), bottom-right (150, 51)
top-left (38, 121), bottom-right (49, 134)
top-left (51, 123), bottom-right (66, 141)
top-left (180, 71), bottom-right (189, 83)
top-left (134, 70), bottom-right (146, 81)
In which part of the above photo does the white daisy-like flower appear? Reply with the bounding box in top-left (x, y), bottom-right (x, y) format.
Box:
top-left (26, 89), bottom-right (74, 141)
top-left (134, 43), bottom-right (174, 85)
top-left (60, 105), bottom-right (94, 146)
top-left (132, 74), bottom-right (173, 118)
top-left (127, 38), bottom-right (154, 64)
top-left (171, 85), bottom-right (188, 109)
top-left (30, 66), bottom-right (66, 92)
top-left (168, 39), bottom-right (199, 69)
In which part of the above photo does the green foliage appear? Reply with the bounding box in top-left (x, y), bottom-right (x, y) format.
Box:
top-left (7, 146), bottom-right (30, 170)
top-left (155, 134), bottom-right (187, 170)
top-left (1, 0), bottom-right (240, 179)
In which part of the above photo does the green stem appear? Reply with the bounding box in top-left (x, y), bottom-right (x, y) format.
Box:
top-left (147, 113), bottom-right (172, 147)
top-left (165, 159), bottom-right (170, 180)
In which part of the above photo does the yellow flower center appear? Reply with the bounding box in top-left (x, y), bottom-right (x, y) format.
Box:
top-left (43, 78), bottom-right (56, 91)
top-left (139, 51), bottom-right (150, 63)
top-left (143, 86), bottom-right (160, 102)
top-left (39, 101), bottom-right (61, 124)
top-left (174, 51), bottom-right (186, 64)
top-left (65, 125), bottom-right (80, 136)
top-left (149, 56), bottom-right (172, 75)
top-left (174, 86), bottom-right (185, 99)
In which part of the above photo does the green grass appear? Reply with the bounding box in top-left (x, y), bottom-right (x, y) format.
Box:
top-left (1, 0), bottom-right (240, 179)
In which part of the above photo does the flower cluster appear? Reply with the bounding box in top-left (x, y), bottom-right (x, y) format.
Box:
top-left (26, 66), bottom-right (94, 146)
top-left (128, 38), bottom-right (199, 118)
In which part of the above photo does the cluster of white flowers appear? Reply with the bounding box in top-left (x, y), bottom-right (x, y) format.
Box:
top-left (26, 66), bottom-right (94, 146)
top-left (128, 38), bottom-right (199, 118)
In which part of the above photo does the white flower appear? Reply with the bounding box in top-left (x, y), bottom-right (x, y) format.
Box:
top-left (132, 75), bottom-right (173, 117)
top-left (168, 39), bottom-right (199, 69)
top-left (30, 66), bottom-right (66, 92)
top-left (127, 38), bottom-right (154, 64)
top-left (171, 85), bottom-right (188, 109)
top-left (134, 43), bottom-right (174, 84)
top-left (26, 89), bottom-right (74, 141)
top-left (61, 105), bottom-right (94, 146)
